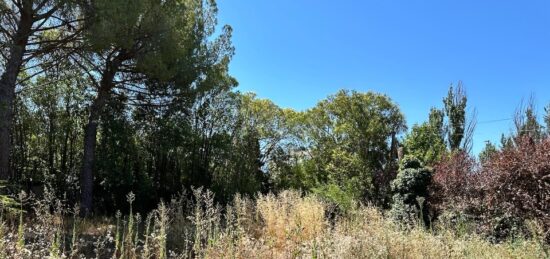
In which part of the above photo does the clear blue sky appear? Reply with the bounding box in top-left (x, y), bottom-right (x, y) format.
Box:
top-left (217, 0), bottom-right (550, 154)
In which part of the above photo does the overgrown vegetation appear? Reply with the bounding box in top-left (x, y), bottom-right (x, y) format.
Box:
top-left (431, 137), bottom-right (550, 243)
top-left (0, 189), bottom-right (546, 258)
top-left (0, 0), bottom-right (549, 257)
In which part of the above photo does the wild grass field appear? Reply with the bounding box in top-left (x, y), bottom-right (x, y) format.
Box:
top-left (0, 188), bottom-right (547, 259)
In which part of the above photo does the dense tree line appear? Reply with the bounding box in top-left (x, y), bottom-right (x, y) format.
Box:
top-left (0, 0), bottom-right (413, 214)
top-left (0, 0), bottom-right (240, 215)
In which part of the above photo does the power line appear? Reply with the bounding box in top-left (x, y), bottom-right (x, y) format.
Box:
top-left (477, 118), bottom-right (513, 124)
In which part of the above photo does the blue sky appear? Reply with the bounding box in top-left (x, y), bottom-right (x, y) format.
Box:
top-left (217, 0), bottom-right (550, 154)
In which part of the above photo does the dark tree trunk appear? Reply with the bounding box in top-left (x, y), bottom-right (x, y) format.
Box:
top-left (80, 54), bottom-right (125, 216)
top-left (0, 1), bottom-right (33, 181)
top-left (80, 86), bottom-right (110, 216)
top-left (48, 111), bottom-right (56, 174)
top-left (60, 99), bottom-right (73, 175)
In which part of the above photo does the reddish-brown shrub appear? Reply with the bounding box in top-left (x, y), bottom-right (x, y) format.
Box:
top-left (429, 138), bottom-right (550, 242)
top-left (481, 137), bottom-right (550, 239)
top-left (429, 151), bottom-right (482, 215)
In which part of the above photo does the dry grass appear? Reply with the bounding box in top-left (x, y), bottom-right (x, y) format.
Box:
top-left (0, 189), bottom-right (547, 258)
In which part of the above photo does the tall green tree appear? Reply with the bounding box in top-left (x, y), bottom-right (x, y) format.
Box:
top-left (498, 98), bottom-right (544, 151)
top-left (403, 108), bottom-right (446, 165)
top-left (443, 83), bottom-right (466, 151)
top-left (514, 101), bottom-right (543, 141)
top-left (299, 90), bottom-right (406, 205)
top-left (75, 0), bottom-right (234, 215)
top-left (11, 66), bottom-right (86, 202)
top-left (186, 91), bottom-right (290, 201)
top-left (443, 82), bottom-right (475, 152)
top-left (0, 0), bottom-right (79, 180)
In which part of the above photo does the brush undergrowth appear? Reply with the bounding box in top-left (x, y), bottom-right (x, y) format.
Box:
top-left (0, 188), bottom-right (546, 258)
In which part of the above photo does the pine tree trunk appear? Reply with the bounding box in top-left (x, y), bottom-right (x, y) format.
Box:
top-left (0, 2), bottom-right (33, 180)
top-left (0, 79), bottom-right (15, 180)
top-left (79, 54), bottom-right (124, 216)
top-left (79, 86), bottom-right (110, 216)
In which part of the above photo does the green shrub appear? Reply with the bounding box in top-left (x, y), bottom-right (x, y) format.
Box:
top-left (312, 183), bottom-right (357, 212)
top-left (390, 156), bottom-right (431, 226)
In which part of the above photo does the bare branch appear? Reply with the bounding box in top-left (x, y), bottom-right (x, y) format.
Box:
top-left (33, 4), bottom-right (59, 22)
top-left (69, 55), bottom-right (100, 89)
top-left (462, 108), bottom-right (477, 153)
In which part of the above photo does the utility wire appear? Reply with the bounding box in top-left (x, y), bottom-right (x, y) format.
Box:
top-left (477, 118), bottom-right (513, 124)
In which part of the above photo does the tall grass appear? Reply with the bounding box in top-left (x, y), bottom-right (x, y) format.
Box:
top-left (0, 189), bottom-right (546, 258)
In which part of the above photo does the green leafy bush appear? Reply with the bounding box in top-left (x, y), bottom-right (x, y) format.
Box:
top-left (313, 183), bottom-right (357, 212)
top-left (390, 156), bottom-right (431, 226)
